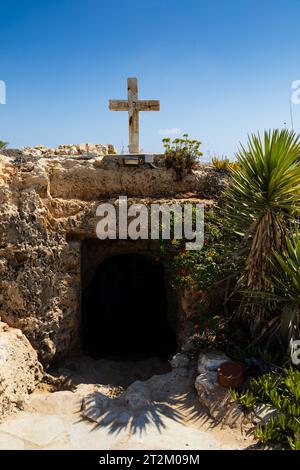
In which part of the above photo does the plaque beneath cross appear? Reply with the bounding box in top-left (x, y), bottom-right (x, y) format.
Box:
top-left (109, 77), bottom-right (160, 154)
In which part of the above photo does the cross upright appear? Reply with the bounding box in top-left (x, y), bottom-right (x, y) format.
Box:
top-left (109, 77), bottom-right (160, 154)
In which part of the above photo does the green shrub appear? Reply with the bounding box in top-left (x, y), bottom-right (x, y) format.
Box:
top-left (212, 156), bottom-right (240, 172)
top-left (250, 228), bottom-right (300, 354)
top-left (157, 206), bottom-right (241, 310)
top-left (163, 134), bottom-right (203, 181)
top-left (271, 229), bottom-right (300, 352)
top-left (226, 129), bottom-right (300, 337)
top-left (232, 367), bottom-right (300, 450)
top-left (0, 141), bottom-right (8, 150)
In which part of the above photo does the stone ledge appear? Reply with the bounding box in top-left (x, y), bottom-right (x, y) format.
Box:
top-left (195, 351), bottom-right (245, 429)
top-left (2, 143), bottom-right (117, 158)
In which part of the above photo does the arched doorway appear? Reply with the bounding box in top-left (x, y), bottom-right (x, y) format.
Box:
top-left (82, 253), bottom-right (177, 359)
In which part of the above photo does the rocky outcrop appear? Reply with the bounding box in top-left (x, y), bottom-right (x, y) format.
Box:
top-left (3, 143), bottom-right (116, 158)
top-left (81, 367), bottom-right (193, 426)
top-left (195, 351), bottom-right (244, 428)
top-left (0, 148), bottom-right (227, 366)
top-left (170, 352), bottom-right (189, 368)
top-left (0, 322), bottom-right (43, 417)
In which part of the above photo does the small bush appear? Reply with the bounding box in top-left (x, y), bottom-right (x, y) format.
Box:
top-left (157, 206), bottom-right (241, 305)
top-left (212, 156), bottom-right (240, 172)
top-left (0, 141), bottom-right (8, 150)
top-left (163, 134), bottom-right (203, 181)
top-left (232, 367), bottom-right (300, 450)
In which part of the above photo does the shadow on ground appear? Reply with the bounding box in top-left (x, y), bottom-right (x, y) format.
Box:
top-left (79, 387), bottom-right (243, 436)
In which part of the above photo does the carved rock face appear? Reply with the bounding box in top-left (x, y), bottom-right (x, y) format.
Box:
top-left (0, 150), bottom-right (226, 366)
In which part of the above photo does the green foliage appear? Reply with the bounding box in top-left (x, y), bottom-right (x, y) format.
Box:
top-left (272, 229), bottom-right (300, 348)
top-left (273, 229), bottom-right (300, 305)
top-left (0, 141), bottom-right (8, 150)
top-left (157, 207), bottom-right (241, 312)
top-left (252, 229), bottom-right (300, 350)
top-left (227, 130), bottom-right (300, 233)
top-left (163, 134), bottom-right (203, 181)
top-left (233, 367), bottom-right (300, 449)
top-left (212, 156), bottom-right (240, 172)
top-left (230, 389), bottom-right (257, 410)
top-left (225, 129), bottom-right (300, 336)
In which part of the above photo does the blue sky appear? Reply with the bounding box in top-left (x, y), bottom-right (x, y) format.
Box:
top-left (1, 0), bottom-right (300, 158)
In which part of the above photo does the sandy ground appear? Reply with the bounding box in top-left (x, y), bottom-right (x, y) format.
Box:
top-left (0, 356), bottom-right (254, 450)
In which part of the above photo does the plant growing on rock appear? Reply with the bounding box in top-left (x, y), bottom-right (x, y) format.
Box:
top-left (0, 141), bottom-right (8, 150)
top-left (157, 206), bottom-right (241, 309)
top-left (226, 129), bottom-right (300, 337)
top-left (212, 156), bottom-right (240, 172)
top-left (163, 134), bottom-right (203, 181)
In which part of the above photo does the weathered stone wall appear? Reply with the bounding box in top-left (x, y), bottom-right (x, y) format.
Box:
top-left (0, 322), bottom-right (43, 417)
top-left (0, 146), bottom-right (227, 366)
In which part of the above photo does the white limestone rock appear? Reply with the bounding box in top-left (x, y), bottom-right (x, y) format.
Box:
top-left (252, 404), bottom-right (280, 425)
top-left (20, 143), bottom-right (116, 158)
top-left (81, 393), bottom-right (112, 422)
top-left (195, 351), bottom-right (244, 428)
top-left (197, 351), bottom-right (230, 374)
top-left (0, 323), bottom-right (43, 417)
top-left (170, 353), bottom-right (189, 369)
top-left (124, 381), bottom-right (151, 409)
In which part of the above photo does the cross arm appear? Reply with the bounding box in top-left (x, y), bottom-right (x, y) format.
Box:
top-left (109, 100), bottom-right (129, 111)
top-left (136, 100), bottom-right (160, 111)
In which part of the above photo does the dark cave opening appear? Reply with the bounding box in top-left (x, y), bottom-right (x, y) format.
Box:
top-left (81, 253), bottom-right (177, 360)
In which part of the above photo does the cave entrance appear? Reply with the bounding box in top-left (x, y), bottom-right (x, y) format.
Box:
top-left (81, 251), bottom-right (177, 360)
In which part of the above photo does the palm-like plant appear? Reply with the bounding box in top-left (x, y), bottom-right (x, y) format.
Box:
top-left (227, 129), bottom-right (300, 336)
top-left (272, 229), bottom-right (300, 350)
top-left (0, 141), bottom-right (8, 150)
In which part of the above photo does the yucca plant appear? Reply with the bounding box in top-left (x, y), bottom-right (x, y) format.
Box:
top-left (272, 229), bottom-right (300, 352)
top-left (227, 129), bottom-right (300, 336)
top-left (0, 141), bottom-right (8, 150)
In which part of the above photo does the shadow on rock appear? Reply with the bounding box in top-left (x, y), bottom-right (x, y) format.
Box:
top-left (80, 368), bottom-right (197, 435)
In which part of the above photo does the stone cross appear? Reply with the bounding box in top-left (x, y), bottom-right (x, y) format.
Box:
top-left (109, 78), bottom-right (160, 154)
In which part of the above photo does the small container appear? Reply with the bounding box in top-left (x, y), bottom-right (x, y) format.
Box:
top-left (217, 361), bottom-right (247, 388)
